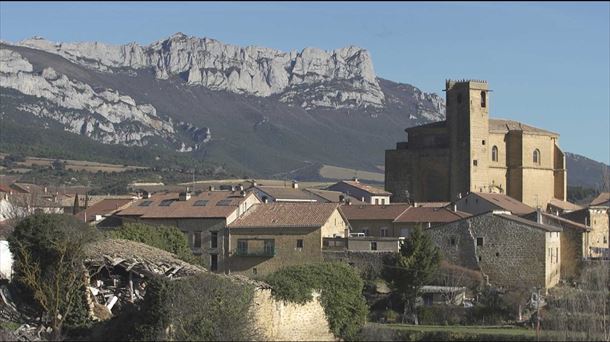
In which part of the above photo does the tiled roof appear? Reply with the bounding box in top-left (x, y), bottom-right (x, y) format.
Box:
top-left (229, 203), bottom-right (339, 228)
top-left (255, 186), bottom-right (321, 202)
top-left (548, 199), bottom-right (583, 211)
top-left (117, 191), bottom-right (254, 219)
top-left (76, 198), bottom-right (135, 222)
top-left (393, 207), bottom-right (471, 223)
top-left (0, 184), bottom-right (13, 193)
top-left (590, 192), bottom-right (610, 207)
top-left (304, 189), bottom-right (365, 204)
top-left (471, 192), bottom-right (535, 216)
top-left (495, 213), bottom-right (562, 232)
top-left (331, 180), bottom-right (392, 196)
top-left (489, 119), bottom-right (559, 137)
top-left (414, 202), bottom-right (450, 208)
top-left (340, 204), bottom-right (411, 221)
top-left (540, 212), bottom-right (589, 231)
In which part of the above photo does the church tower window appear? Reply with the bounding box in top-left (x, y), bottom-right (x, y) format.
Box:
top-left (533, 149), bottom-right (541, 165)
top-left (492, 146), bottom-right (498, 162)
top-left (481, 91), bottom-right (487, 108)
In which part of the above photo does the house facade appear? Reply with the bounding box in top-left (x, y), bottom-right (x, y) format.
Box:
top-left (226, 203), bottom-right (349, 277)
top-left (427, 211), bottom-right (562, 290)
top-left (327, 179), bottom-right (391, 205)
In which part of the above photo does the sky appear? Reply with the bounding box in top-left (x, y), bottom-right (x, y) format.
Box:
top-left (1, 1), bottom-right (609, 164)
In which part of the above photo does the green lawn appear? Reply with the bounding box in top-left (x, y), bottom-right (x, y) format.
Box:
top-left (383, 323), bottom-right (536, 336)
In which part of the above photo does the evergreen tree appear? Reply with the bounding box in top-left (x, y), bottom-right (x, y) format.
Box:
top-left (383, 225), bottom-right (441, 324)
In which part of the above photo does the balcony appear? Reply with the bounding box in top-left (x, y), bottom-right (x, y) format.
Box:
top-left (235, 248), bottom-right (276, 257)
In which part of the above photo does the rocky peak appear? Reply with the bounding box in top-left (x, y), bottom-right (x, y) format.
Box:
top-left (17, 34), bottom-right (385, 109)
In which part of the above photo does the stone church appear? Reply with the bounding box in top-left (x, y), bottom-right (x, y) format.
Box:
top-left (385, 79), bottom-right (566, 208)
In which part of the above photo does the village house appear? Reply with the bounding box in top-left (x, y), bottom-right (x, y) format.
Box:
top-left (426, 211), bottom-right (562, 291)
top-left (524, 211), bottom-right (591, 280)
top-left (453, 192), bottom-right (535, 216)
top-left (392, 206), bottom-right (471, 236)
top-left (339, 203), bottom-right (412, 237)
top-left (590, 192), bottom-right (610, 207)
top-left (561, 206), bottom-right (609, 259)
top-left (110, 189), bottom-right (260, 272)
top-left (327, 178), bottom-right (391, 205)
top-left (251, 181), bottom-right (363, 204)
top-left (546, 198), bottom-right (583, 216)
top-left (226, 202), bottom-right (349, 277)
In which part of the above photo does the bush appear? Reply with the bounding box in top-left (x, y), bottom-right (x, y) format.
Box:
top-left (132, 274), bottom-right (259, 341)
top-left (265, 262), bottom-right (368, 340)
top-left (106, 223), bottom-right (201, 265)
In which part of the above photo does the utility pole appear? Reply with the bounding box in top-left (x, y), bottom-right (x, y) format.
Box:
top-left (535, 287), bottom-right (541, 341)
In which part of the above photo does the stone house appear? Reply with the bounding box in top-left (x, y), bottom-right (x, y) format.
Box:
top-left (112, 190), bottom-right (260, 272)
top-left (251, 181), bottom-right (364, 204)
top-left (454, 192), bottom-right (535, 216)
top-left (75, 198), bottom-right (135, 224)
top-left (339, 203), bottom-right (412, 237)
top-left (327, 178), bottom-right (391, 204)
top-left (561, 206), bottom-right (609, 259)
top-left (427, 211), bottom-right (562, 290)
top-left (386, 79), bottom-right (567, 209)
top-left (525, 211), bottom-right (590, 280)
top-left (226, 203), bottom-right (349, 277)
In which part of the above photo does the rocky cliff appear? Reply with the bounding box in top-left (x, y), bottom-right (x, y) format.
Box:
top-left (17, 33), bottom-right (388, 109)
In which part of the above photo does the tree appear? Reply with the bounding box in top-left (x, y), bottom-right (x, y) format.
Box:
top-left (107, 223), bottom-right (200, 265)
top-left (383, 225), bottom-right (441, 324)
top-left (8, 213), bottom-right (101, 339)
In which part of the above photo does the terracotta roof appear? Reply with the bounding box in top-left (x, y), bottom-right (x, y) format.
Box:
top-left (548, 199), bottom-right (583, 211)
top-left (255, 186), bottom-right (321, 202)
top-left (0, 184), bottom-right (13, 193)
top-left (117, 191), bottom-right (255, 219)
top-left (590, 192), bottom-right (610, 207)
top-left (340, 204), bottom-right (411, 221)
top-left (489, 119), bottom-right (559, 137)
top-left (495, 213), bottom-right (562, 232)
top-left (76, 198), bottom-right (135, 222)
top-left (393, 207), bottom-right (471, 223)
top-left (470, 192), bottom-right (535, 216)
top-left (229, 203), bottom-right (339, 228)
top-left (330, 180), bottom-right (392, 196)
top-left (304, 188), bottom-right (365, 204)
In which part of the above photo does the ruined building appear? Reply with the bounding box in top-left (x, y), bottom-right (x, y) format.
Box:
top-left (385, 80), bottom-right (567, 208)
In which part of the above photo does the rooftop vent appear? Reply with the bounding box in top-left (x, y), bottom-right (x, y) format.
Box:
top-left (292, 180), bottom-right (298, 189)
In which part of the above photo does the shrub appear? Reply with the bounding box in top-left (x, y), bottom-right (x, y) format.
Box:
top-left (133, 274), bottom-right (259, 341)
top-left (265, 262), bottom-right (368, 340)
top-left (106, 222), bottom-right (200, 265)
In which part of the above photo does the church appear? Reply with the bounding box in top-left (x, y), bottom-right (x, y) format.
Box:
top-left (385, 79), bottom-right (567, 208)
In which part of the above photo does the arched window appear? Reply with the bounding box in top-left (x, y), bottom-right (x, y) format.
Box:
top-left (481, 91), bottom-right (487, 108)
top-left (533, 149), bottom-right (541, 165)
top-left (491, 146), bottom-right (498, 162)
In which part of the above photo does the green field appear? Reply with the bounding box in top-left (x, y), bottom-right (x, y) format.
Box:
top-left (385, 323), bottom-right (536, 336)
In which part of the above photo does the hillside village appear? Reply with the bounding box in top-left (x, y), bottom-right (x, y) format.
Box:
top-left (0, 80), bottom-right (609, 341)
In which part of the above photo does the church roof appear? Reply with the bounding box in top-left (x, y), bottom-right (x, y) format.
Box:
top-left (489, 119), bottom-right (559, 137)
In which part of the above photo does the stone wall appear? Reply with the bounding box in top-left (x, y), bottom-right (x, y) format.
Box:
top-left (251, 289), bottom-right (335, 341)
top-left (323, 250), bottom-right (392, 280)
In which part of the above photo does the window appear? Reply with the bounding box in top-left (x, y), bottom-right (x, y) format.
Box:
top-left (194, 232), bottom-right (202, 248)
top-left (496, 252), bottom-right (500, 257)
top-left (210, 254), bottom-right (218, 272)
top-left (253, 267), bottom-right (257, 275)
top-left (216, 199), bottom-right (233, 206)
top-left (193, 200), bottom-right (209, 206)
top-left (473, 160), bottom-right (478, 166)
top-left (375, 198), bottom-right (379, 205)
top-left (477, 237), bottom-right (484, 246)
top-left (139, 200), bottom-right (153, 207)
top-left (159, 199), bottom-right (174, 207)
top-left (264, 240), bottom-right (275, 255)
top-left (492, 146), bottom-right (498, 162)
top-left (237, 239), bottom-right (248, 254)
top-left (296, 239), bottom-right (304, 249)
top-left (481, 91), bottom-right (486, 108)
top-left (482, 140), bottom-right (486, 145)
top-left (381, 228), bottom-right (388, 237)
top-left (478, 255), bottom-right (482, 262)
top-left (533, 149), bottom-right (541, 165)
top-left (371, 242), bottom-right (378, 251)
top-left (210, 231), bottom-right (218, 248)
top-left (450, 237), bottom-right (456, 246)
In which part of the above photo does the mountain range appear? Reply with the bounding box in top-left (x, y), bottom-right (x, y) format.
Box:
top-left (0, 33), bottom-right (607, 189)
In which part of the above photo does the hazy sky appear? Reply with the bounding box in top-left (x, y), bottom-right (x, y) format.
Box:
top-left (1, 2), bottom-right (609, 163)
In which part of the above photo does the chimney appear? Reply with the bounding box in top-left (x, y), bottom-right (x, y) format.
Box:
top-left (179, 188), bottom-right (191, 201)
top-left (262, 196), bottom-right (268, 203)
top-left (352, 177), bottom-right (359, 183)
top-left (292, 180), bottom-right (298, 189)
top-left (238, 184), bottom-right (244, 191)
top-left (239, 190), bottom-right (246, 197)
top-left (536, 207), bottom-right (543, 224)
top-left (453, 204), bottom-right (457, 212)
top-left (339, 194), bottom-right (345, 203)
top-left (143, 191), bottom-right (151, 199)
top-left (209, 185), bottom-right (215, 191)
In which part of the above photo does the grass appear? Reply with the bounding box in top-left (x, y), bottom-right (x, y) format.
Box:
top-left (382, 323), bottom-right (536, 336)
top-left (319, 164), bottom-right (384, 183)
